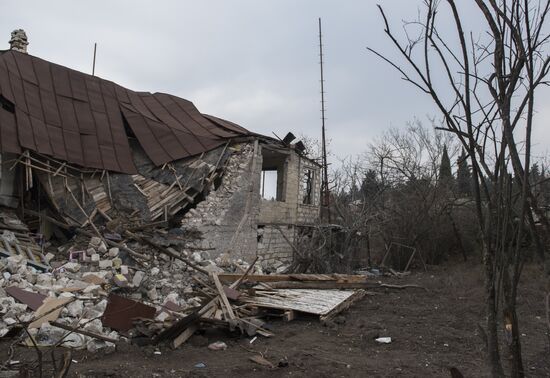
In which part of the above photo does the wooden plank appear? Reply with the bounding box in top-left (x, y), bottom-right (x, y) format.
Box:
top-left (283, 310), bottom-right (296, 322)
top-left (171, 305), bottom-right (216, 349)
top-left (262, 281), bottom-right (377, 290)
top-left (51, 321), bottom-right (118, 343)
top-left (171, 324), bottom-right (197, 349)
top-left (319, 290), bottom-right (366, 323)
top-left (217, 273), bottom-right (369, 284)
top-left (211, 273), bottom-right (236, 320)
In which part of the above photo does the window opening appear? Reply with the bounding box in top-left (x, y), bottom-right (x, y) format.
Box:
top-left (260, 170), bottom-right (278, 200)
top-left (260, 147), bottom-right (287, 202)
top-left (302, 168), bottom-right (315, 205)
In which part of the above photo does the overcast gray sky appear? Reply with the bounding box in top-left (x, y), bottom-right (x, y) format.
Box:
top-left (2, 1), bottom-right (549, 166)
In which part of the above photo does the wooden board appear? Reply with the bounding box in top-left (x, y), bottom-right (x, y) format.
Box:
top-left (218, 273), bottom-right (369, 283)
top-left (242, 289), bottom-right (365, 318)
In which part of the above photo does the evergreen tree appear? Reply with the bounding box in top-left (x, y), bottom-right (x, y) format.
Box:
top-left (360, 169), bottom-right (379, 199)
top-left (438, 145), bottom-right (453, 184)
top-left (530, 163), bottom-right (542, 201)
top-left (456, 148), bottom-right (472, 197)
top-left (542, 167), bottom-right (550, 207)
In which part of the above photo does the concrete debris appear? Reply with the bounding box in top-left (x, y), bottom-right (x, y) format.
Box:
top-left (207, 341), bottom-right (228, 351)
top-left (63, 262), bottom-right (81, 273)
top-left (108, 247), bottom-right (120, 258)
top-left (0, 174), bottom-right (348, 358)
top-left (65, 300), bottom-right (84, 318)
top-left (132, 271), bottom-right (145, 287)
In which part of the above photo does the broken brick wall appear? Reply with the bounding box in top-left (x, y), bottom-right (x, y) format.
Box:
top-left (180, 142), bottom-right (261, 261)
top-left (180, 140), bottom-right (321, 265)
top-left (256, 225), bottom-right (295, 265)
top-left (256, 147), bottom-right (321, 264)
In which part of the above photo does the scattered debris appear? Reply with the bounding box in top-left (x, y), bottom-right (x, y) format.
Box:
top-left (207, 341), bottom-right (228, 351)
top-left (249, 354), bottom-right (275, 369)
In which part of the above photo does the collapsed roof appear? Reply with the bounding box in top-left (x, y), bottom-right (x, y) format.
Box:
top-left (0, 50), bottom-right (250, 173)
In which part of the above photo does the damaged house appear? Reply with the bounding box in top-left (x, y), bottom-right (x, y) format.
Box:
top-left (0, 30), bottom-right (321, 270)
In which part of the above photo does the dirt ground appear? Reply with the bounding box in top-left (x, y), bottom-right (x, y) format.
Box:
top-left (2, 261), bottom-right (549, 377)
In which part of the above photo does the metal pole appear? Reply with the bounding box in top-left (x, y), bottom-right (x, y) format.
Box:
top-left (318, 18), bottom-right (330, 222)
top-left (92, 43), bottom-right (97, 76)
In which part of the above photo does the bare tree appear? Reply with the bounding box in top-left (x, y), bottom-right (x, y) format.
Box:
top-left (365, 123), bottom-right (472, 265)
top-left (369, 1), bottom-right (550, 376)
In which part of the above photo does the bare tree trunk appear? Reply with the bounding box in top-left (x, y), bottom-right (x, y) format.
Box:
top-left (447, 209), bottom-right (467, 261)
top-left (484, 244), bottom-right (504, 376)
top-left (503, 302), bottom-right (524, 377)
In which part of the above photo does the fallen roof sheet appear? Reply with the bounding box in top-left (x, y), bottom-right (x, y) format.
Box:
top-left (243, 289), bottom-right (366, 321)
top-left (0, 50), bottom-right (250, 173)
top-left (5, 286), bottom-right (46, 311)
top-left (102, 293), bottom-right (156, 333)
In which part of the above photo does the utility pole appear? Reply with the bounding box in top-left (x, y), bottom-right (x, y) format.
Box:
top-left (318, 18), bottom-right (330, 222)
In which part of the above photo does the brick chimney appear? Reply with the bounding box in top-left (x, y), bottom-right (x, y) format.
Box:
top-left (9, 29), bottom-right (28, 53)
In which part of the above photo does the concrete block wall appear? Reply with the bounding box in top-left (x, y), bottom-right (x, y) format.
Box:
top-left (257, 225), bottom-right (295, 263)
top-left (181, 143), bottom-right (260, 260)
top-left (257, 149), bottom-right (321, 225)
top-left (257, 149), bottom-right (299, 225)
top-left (181, 140), bottom-right (321, 264)
top-left (256, 147), bottom-right (321, 263)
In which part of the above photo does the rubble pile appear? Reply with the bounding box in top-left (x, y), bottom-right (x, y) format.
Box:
top-left (0, 209), bottom-right (365, 372)
top-left (0, 213), bottom-right (264, 353)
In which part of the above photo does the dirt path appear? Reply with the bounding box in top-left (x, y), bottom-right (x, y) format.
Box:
top-left (2, 262), bottom-right (548, 377)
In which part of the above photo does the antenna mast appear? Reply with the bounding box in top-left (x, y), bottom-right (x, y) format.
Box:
top-left (92, 43), bottom-right (97, 76)
top-left (318, 18), bottom-right (330, 222)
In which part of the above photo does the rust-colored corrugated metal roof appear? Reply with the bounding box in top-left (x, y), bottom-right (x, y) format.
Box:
top-left (0, 50), bottom-right (250, 173)
top-left (203, 114), bottom-right (251, 135)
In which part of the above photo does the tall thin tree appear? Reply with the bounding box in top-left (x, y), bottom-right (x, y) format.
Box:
top-left (369, 1), bottom-right (550, 376)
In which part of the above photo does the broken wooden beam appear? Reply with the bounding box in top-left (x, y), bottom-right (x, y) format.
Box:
top-left (259, 281), bottom-right (375, 290)
top-left (211, 273), bottom-right (236, 321)
top-left (50, 321), bottom-right (118, 343)
top-left (217, 273), bottom-right (370, 284)
top-left (124, 231), bottom-right (209, 275)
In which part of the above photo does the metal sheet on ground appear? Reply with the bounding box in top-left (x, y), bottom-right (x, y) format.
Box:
top-left (102, 293), bottom-right (156, 332)
top-left (5, 286), bottom-right (46, 310)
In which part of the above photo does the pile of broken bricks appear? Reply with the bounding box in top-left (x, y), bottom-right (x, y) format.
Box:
top-left (0, 215), bottom-right (370, 361)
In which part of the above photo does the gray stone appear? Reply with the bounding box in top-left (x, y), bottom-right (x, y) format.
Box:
top-left (98, 242), bottom-right (108, 254)
top-left (89, 237), bottom-right (102, 249)
top-left (83, 284), bottom-right (100, 294)
top-left (66, 300), bottom-right (84, 317)
top-left (84, 318), bottom-right (103, 334)
top-left (191, 252), bottom-right (202, 263)
top-left (98, 260), bottom-right (112, 269)
top-left (6, 255), bottom-right (24, 273)
top-left (147, 288), bottom-right (158, 301)
top-left (36, 273), bottom-right (53, 286)
top-left (132, 271), bottom-right (145, 287)
top-left (202, 263), bottom-right (224, 274)
top-left (64, 262), bottom-right (81, 273)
